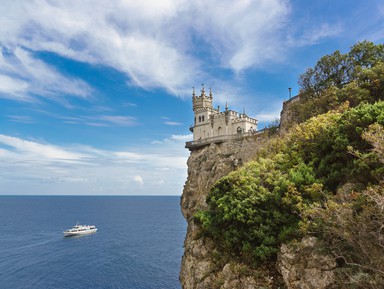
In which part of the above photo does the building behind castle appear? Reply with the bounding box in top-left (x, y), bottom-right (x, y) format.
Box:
top-left (186, 85), bottom-right (258, 149)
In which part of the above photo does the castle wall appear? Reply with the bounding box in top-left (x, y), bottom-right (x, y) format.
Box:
top-left (191, 89), bottom-right (258, 142)
top-left (193, 114), bottom-right (257, 141)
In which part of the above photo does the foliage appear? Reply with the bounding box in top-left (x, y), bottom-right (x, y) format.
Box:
top-left (195, 101), bottom-right (384, 267)
top-left (195, 111), bottom-right (339, 265)
top-left (193, 41), bottom-right (384, 277)
top-left (301, 123), bottom-right (384, 289)
top-left (312, 102), bottom-right (384, 190)
top-left (308, 184), bottom-right (384, 289)
top-left (292, 41), bottom-right (384, 123)
top-left (299, 41), bottom-right (384, 98)
top-left (362, 123), bottom-right (384, 163)
top-left (196, 156), bottom-right (323, 266)
top-left (267, 118), bottom-right (280, 136)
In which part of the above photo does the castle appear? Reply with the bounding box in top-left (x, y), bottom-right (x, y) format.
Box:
top-left (186, 85), bottom-right (258, 149)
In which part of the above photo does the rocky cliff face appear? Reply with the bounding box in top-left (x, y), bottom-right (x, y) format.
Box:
top-left (180, 101), bottom-right (337, 289)
top-left (179, 134), bottom-right (282, 289)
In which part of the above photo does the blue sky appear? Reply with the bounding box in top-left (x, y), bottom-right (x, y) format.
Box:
top-left (0, 0), bottom-right (383, 195)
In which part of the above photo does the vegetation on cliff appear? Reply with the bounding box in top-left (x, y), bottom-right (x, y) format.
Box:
top-left (195, 41), bottom-right (384, 288)
top-left (292, 40), bottom-right (384, 123)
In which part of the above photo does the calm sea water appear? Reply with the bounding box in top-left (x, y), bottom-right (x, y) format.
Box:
top-left (0, 196), bottom-right (186, 289)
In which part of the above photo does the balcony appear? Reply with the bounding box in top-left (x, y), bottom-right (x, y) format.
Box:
top-left (185, 130), bottom-right (265, 150)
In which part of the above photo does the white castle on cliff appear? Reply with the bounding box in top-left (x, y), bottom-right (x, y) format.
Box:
top-left (186, 85), bottom-right (258, 149)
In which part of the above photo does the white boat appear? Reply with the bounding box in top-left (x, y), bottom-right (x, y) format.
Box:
top-left (63, 222), bottom-right (98, 237)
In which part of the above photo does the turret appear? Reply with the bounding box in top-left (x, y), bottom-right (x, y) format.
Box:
top-left (192, 84), bottom-right (213, 112)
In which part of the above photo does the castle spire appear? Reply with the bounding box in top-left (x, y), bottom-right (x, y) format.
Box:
top-left (192, 86), bottom-right (195, 97)
top-left (209, 87), bottom-right (212, 98)
top-left (201, 83), bottom-right (205, 96)
top-left (225, 101), bottom-right (228, 111)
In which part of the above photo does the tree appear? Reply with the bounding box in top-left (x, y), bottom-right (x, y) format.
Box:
top-left (299, 41), bottom-right (384, 98)
top-left (292, 41), bottom-right (384, 123)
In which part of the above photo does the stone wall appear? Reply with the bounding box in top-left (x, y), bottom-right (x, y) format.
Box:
top-left (279, 95), bottom-right (300, 134)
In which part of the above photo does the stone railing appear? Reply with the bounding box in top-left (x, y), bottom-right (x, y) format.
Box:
top-left (185, 130), bottom-right (265, 150)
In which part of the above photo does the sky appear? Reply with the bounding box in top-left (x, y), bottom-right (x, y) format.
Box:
top-left (0, 0), bottom-right (383, 195)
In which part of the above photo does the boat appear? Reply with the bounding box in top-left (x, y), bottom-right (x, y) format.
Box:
top-left (63, 222), bottom-right (98, 237)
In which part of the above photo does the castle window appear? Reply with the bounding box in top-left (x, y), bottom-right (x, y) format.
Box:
top-left (199, 116), bottom-right (201, 122)
top-left (237, 127), bottom-right (242, 134)
top-left (194, 117), bottom-right (196, 124)
top-left (202, 116), bottom-right (205, 122)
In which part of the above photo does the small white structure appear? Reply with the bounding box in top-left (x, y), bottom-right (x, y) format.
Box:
top-left (189, 85), bottom-right (258, 143)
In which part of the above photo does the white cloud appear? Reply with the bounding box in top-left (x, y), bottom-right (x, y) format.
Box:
top-left (164, 121), bottom-right (183, 126)
top-left (99, 115), bottom-right (137, 127)
top-left (133, 175), bottom-right (144, 186)
top-left (7, 115), bottom-right (34, 124)
top-left (0, 74), bottom-right (30, 101)
top-left (0, 134), bottom-right (88, 162)
top-left (56, 113), bottom-right (138, 127)
top-left (0, 47), bottom-right (92, 103)
top-left (0, 132), bottom-right (190, 195)
top-left (289, 23), bottom-right (343, 47)
top-left (256, 113), bottom-right (280, 122)
top-left (1, 0), bottom-right (379, 102)
top-left (169, 134), bottom-right (193, 142)
top-left (0, 0), bottom-right (297, 100)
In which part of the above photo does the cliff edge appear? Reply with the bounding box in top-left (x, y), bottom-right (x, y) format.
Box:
top-left (180, 134), bottom-right (274, 289)
top-left (179, 103), bottom-right (338, 289)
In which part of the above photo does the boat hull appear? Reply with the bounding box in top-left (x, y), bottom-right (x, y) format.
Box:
top-left (63, 228), bottom-right (97, 237)
top-left (63, 223), bottom-right (98, 237)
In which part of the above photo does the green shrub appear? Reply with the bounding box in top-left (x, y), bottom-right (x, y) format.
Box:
top-left (195, 102), bottom-right (384, 266)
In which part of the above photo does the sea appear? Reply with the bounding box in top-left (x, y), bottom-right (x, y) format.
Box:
top-left (0, 196), bottom-right (186, 289)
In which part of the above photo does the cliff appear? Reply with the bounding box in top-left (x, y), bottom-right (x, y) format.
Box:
top-left (180, 134), bottom-right (275, 289)
top-left (180, 43), bottom-right (384, 288)
top-left (179, 102), bottom-right (337, 289)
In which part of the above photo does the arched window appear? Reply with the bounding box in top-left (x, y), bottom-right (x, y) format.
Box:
top-left (202, 115), bottom-right (205, 122)
top-left (218, 126), bottom-right (222, 136)
top-left (199, 116), bottom-right (201, 122)
top-left (194, 117), bottom-right (196, 124)
top-left (237, 127), bottom-right (242, 134)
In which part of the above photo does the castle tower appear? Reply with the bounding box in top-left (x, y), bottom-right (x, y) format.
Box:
top-left (191, 85), bottom-right (214, 140)
top-left (192, 84), bottom-right (213, 112)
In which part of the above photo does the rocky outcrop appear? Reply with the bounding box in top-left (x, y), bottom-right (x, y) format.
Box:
top-left (180, 124), bottom-right (337, 289)
top-left (180, 134), bottom-right (280, 289)
top-left (180, 134), bottom-right (268, 220)
top-left (276, 237), bottom-right (336, 289)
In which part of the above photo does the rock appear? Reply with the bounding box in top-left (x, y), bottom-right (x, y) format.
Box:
top-left (180, 131), bottom-right (338, 289)
top-left (180, 135), bottom-right (270, 289)
top-left (276, 237), bottom-right (336, 289)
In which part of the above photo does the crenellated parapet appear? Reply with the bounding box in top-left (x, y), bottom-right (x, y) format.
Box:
top-left (192, 84), bottom-right (213, 112)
